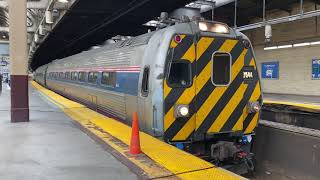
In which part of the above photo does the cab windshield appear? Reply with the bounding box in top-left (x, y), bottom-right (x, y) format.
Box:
top-left (167, 60), bottom-right (192, 88)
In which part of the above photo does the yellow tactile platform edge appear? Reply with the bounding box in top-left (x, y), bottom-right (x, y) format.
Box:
top-left (264, 99), bottom-right (320, 111)
top-left (31, 81), bottom-right (245, 180)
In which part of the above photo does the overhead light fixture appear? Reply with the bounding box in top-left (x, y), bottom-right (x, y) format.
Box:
top-left (45, 11), bottom-right (53, 24)
top-left (277, 45), bottom-right (292, 49)
top-left (293, 42), bottom-right (310, 47)
top-left (265, 40), bottom-right (320, 51)
top-left (57, 0), bottom-right (68, 3)
top-left (2, 35), bottom-right (6, 39)
top-left (265, 24), bottom-right (272, 42)
top-left (34, 33), bottom-right (39, 43)
top-left (264, 46), bottom-right (277, 50)
top-left (310, 41), bottom-right (320, 45)
top-left (39, 25), bottom-right (45, 35)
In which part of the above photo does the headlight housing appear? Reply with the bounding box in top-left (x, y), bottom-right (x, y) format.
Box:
top-left (174, 104), bottom-right (189, 118)
top-left (247, 101), bottom-right (261, 113)
top-left (198, 22), bottom-right (230, 34)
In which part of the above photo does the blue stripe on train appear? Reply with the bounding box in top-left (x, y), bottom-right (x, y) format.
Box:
top-left (48, 71), bottom-right (140, 96)
top-left (101, 72), bottom-right (139, 96)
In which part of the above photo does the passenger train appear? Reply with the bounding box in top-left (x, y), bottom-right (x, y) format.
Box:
top-left (34, 13), bottom-right (262, 174)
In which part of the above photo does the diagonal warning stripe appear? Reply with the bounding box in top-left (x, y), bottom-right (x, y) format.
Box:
top-left (165, 38), bottom-right (241, 140)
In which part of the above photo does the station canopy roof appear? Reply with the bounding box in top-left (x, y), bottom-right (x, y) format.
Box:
top-left (31, 0), bottom-right (312, 70)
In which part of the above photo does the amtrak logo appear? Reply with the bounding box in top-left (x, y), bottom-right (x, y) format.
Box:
top-left (243, 71), bottom-right (253, 79)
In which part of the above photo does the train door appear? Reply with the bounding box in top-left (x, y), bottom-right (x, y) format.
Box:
top-left (194, 36), bottom-right (256, 139)
top-left (137, 66), bottom-right (150, 132)
top-left (125, 71), bottom-right (139, 127)
top-left (163, 34), bottom-right (197, 142)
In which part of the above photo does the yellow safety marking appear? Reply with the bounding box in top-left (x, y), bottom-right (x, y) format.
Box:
top-left (263, 100), bottom-right (320, 111)
top-left (172, 113), bottom-right (196, 141)
top-left (249, 58), bottom-right (256, 67)
top-left (250, 81), bottom-right (261, 101)
top-left (196, 37), bottom-right (214, 60)
top-left (31, 81), bottom-right (244, 180)
top-left (164, 36), bottom-right (194, 100)
top-left (164, 108), bottom-right (175, 130)
top-left (170, 34), bottom-right (186, 48)
top-left (208, 83), bottom-right (248, 132)
top-left (218, 39), bottom-right (238, 52)
top-left (232, 81), bottom-right (261, 131)
top-left (196, 49), bottom-right (248, 129)
top-left (195, 39), bottom-right (239, 93)
top-left (244, 113), bottom-right (259, 134)
top-left (164, 77), bottom-right (196, 131)
top-left (181, 43), bottom-right (196, 62)
top-left (164, 38), bottom-right (237, 134)
top-left (196, 60), bottom-right (212, 94)
top-left (163, 80), bottom-right (172, 99)
top-left (32, 82), bottom-right (170, 178)
top-left (232, 107), bottom-right (246, 131)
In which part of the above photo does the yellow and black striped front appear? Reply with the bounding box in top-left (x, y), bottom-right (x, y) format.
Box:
top-left (163, 35), bottom-right (261, 142)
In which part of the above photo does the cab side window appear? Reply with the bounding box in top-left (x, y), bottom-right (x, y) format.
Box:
top-left (167, 61), bottom-right (192, 88)
top-left (141, 66), bottom-right (150, 97)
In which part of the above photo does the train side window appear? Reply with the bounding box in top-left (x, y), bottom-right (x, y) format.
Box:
top-left (141, 66), bottom-right (150, 97)
top-left (88, 72), bottom-right (98, 84)
top-left (212, 52), bottom-right (231, 86)
top-left (65, 72), bottom-right (70, 79)
top-left (71, 72), bottom-right (78, 81)
top-left (78, 72), bottom-right (87, 82)
top-left (101, 72), bottom-right (116, 87)
top-left (59, 72), bottom-right (64, 79)
top-left (167, 61), bottom-right (192, 87)
top-left (71, 72), bottom-right (74, 80)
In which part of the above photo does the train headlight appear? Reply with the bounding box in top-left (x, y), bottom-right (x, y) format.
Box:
top-left (247, 101), bottom-right (261, 113)
top-left (174, 105), bottom-right (189, 117)
top-left (198, 22), bottom-right (230, 34)
top-left (199, 22), bottom-right (208, 31)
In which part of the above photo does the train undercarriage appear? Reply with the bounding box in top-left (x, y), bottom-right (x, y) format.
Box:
top-left (171, 132), bottom-right (256, 175)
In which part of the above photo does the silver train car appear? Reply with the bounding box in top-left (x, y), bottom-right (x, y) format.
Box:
top-left (34, 19), bottom-right (262, 173)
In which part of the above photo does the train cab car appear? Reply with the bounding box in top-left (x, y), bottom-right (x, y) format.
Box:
top-left (34, 17), bottom-right (262, 174)
top-left (162, 21), bottom-right (262, 173)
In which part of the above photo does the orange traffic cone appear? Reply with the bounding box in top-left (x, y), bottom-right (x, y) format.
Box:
top-left (130, 112), bottom-right (142, 155)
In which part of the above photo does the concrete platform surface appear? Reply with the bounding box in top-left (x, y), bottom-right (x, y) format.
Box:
top-left (0, 83), bottom-right (137, 180)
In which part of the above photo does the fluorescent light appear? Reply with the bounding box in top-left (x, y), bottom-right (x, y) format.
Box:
top-left (277, 44), bottom-right (292, 49)
top-left (293, 42), bottom-right (310, 47)
top-left (265, 40), bottom-right (320, 51)
top-left (57, 0), bottom-right (68, 3)
top-left (310, 41), bottom-right (320, 45)
top-left (264, 46), bottom-right (278, 50)
top-left (144, 20), bottom-right (159, 27)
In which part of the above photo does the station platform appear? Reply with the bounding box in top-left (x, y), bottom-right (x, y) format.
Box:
top-left (263, 93), bottom-right (320, 112)
top-left (0, 83), bottom-right (137, 180)
top-left (0, 81), bottom-right (245, 180)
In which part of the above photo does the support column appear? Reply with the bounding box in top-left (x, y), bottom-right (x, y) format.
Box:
top-left (9, 0), bottom-right (29, 122)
